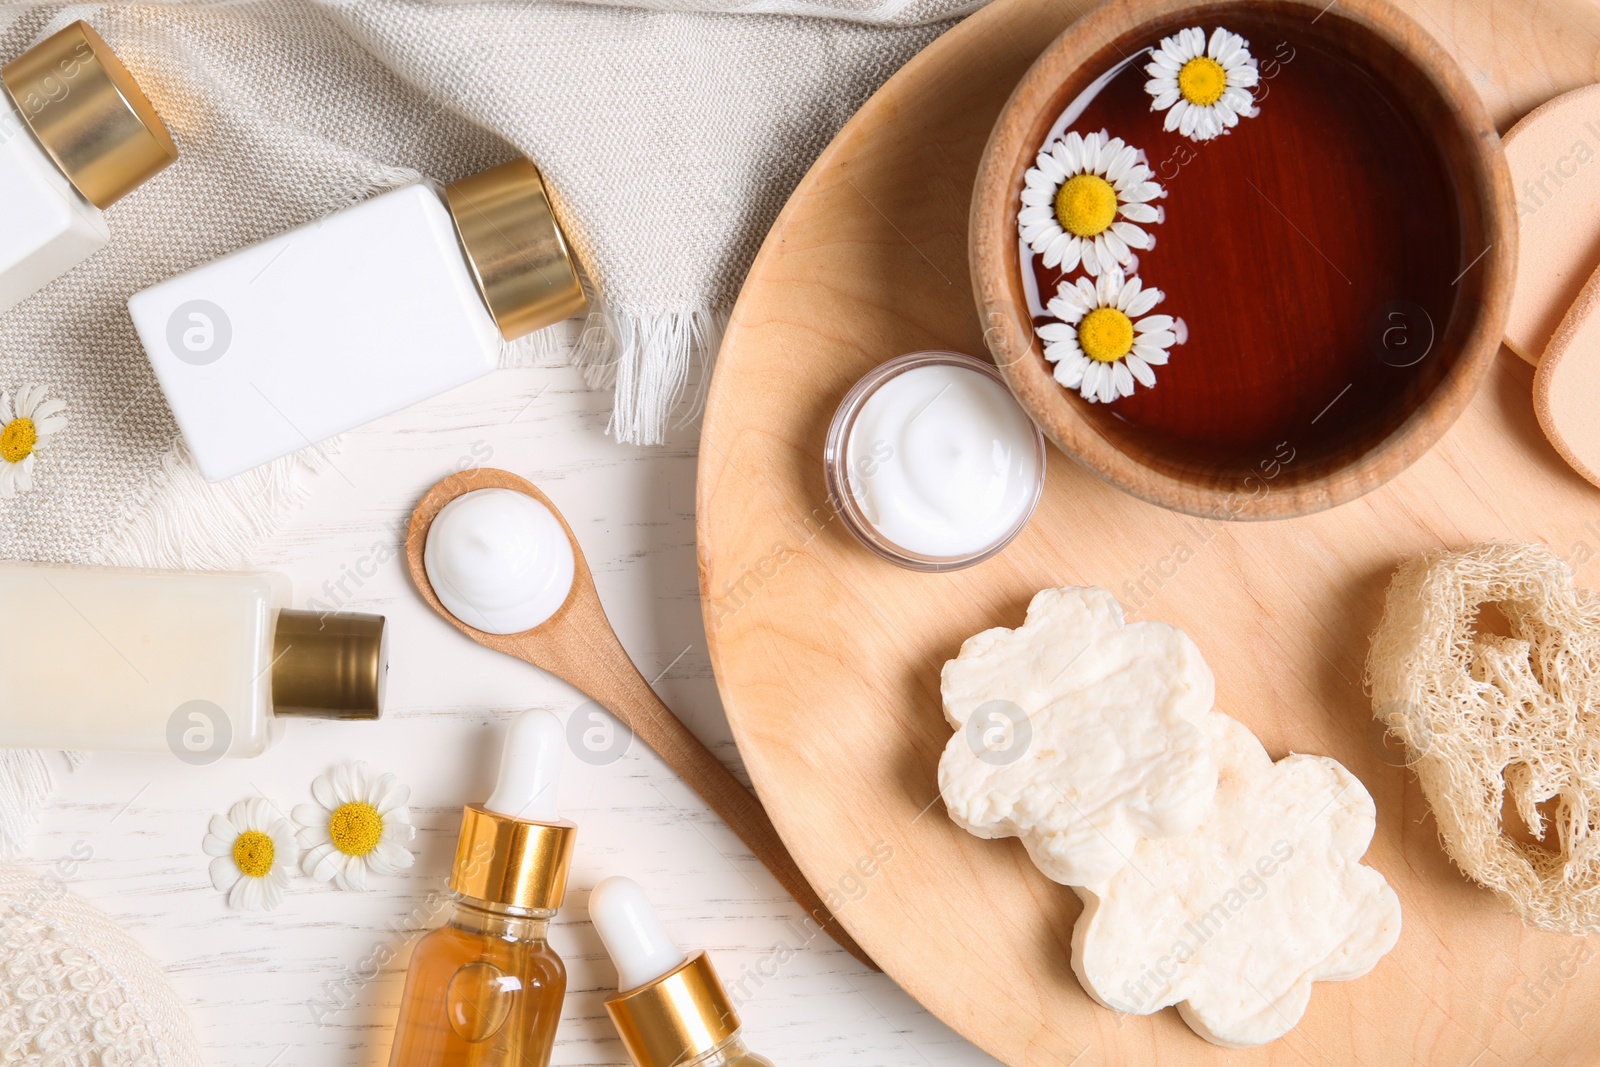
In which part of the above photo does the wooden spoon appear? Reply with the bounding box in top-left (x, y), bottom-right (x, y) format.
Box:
top-left (406, 467), bottom-right (875, 969)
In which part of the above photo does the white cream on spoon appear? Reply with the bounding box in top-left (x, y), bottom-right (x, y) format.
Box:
top-left (423, 487), bottom-right (576, 634)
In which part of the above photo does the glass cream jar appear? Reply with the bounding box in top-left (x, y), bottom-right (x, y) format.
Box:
top-left (825, 350), bottom-right (1046, 571)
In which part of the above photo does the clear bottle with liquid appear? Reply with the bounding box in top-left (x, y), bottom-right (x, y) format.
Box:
top-left (592, 876), bottom-right (776, 1067)
top-left (1, 21), bottom-right (177, 314)
top-left (388, 711), bottom-right (576, 1066)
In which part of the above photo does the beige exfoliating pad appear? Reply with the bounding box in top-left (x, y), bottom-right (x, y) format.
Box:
top-left (1367, 543), bottom-right (1600, 935)
top-left (1535, 262), bottom-right (1600, 487)
top-left (1504, 83), bottom-right (1600, 365)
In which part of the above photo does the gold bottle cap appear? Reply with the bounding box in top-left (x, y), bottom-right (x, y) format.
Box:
top-left (450, 803), bottom-right (576, 911)
top-left (272, 610), bottom-right (386, 720)
top-left (2, 20), bottom-right (177, 209)
top-left (605, 952), bottom-right (741, 1067)
top-left (444, 157), bottom-right (588, 341)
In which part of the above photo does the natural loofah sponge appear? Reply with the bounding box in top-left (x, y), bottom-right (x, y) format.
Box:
top-left (1366, 541), bottom-right (1600, 934)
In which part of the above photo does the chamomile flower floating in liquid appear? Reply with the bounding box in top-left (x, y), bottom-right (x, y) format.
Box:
top-left (1018, 130), bottom-right (1165, 276)
top-left (1038, 270), bottom-right (1182, 403)
top-left (1145, 27), bottom-right (1260, 142)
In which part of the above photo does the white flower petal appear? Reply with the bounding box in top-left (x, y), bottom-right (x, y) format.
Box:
top-left (1055, 354), bottom-right (1089, 389)
top-left (311, 774), bottom-right (338, 811)
top-left (1135, 345), bottom-right (1170, 366)
top-left (1137, 314), bottom-right (1175, 333)
top-left (210, 857), bottom-right (241, 893)
top-left (1100, 229), bottom-right (1128, 264)
top-left (1112, 361), bottom-right (1136, 398)
top-left (1127, 287), bottom-right (1163, 317)
top-left (229, 876), bottom-right (263, 912)
top-left (1126, 354), bottom-right (1157, 388)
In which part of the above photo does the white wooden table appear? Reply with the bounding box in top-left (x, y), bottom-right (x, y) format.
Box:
top-left (23, 324), bottom-right (1003, 1066)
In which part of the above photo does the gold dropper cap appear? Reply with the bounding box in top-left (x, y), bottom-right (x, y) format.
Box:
top-left (272, 610), bottom-right (386, 720)
top-left (450, 803), bottom-right (576, 911)
top-left (444, 157), bottom-right (588, 341)
top-left (2, 21), bottom-right (177, 209)
top-left (605, 952), bottom-right (741, 1067)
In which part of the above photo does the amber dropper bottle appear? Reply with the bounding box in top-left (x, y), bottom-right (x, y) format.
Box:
top-left (592, 876), bottom-right (776, 1067)
top-left (388, 711), bottom-right (576, 1066)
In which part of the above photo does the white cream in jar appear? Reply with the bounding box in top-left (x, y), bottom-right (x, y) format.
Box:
top-left (830, 352), bottom-right (1044, 568)
top-left (424, 488), bottom-right (575, 634)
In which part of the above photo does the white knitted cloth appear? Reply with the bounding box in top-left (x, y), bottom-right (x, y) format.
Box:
top-left (0, 864), bottom-right (203, 1066)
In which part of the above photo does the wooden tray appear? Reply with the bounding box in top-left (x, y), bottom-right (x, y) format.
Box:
top-left (696, 1), bottom-right (1600, 1063)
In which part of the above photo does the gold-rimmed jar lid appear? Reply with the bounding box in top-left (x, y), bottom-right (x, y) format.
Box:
top-left (445, 157), bottom-right (588, 341)
top-left (2, 20), bottom-right (177, 209)
top-left (449, 803), bottom-right (577, 911)
top-left (604, 952), bottom-right (741, 1067)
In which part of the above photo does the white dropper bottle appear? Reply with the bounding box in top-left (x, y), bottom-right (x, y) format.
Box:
top-left (591, 877), bottom-right (775, 1067)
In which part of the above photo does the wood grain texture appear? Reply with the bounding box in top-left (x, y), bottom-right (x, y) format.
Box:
top-left (406, 467), bottom-right (874, 969)
top-left (697, 0), bottom-right (1600, 1063)
top-left (971, 0), bottom-right (1515, 519)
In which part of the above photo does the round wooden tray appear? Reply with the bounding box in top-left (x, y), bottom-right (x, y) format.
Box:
top-left (697, 0), bottom-right (1600, 1062)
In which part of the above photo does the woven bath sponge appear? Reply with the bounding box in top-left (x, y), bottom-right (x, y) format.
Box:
top-left (0, 864), bottom-right (203, 1066)
top-left (1367, 542), bottom-right (1600, 934)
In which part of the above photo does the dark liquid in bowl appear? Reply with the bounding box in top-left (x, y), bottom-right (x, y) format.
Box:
top-left (1027, 12), bottom-right (1463, 485)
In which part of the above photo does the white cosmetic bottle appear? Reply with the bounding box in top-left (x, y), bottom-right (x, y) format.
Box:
top-left (128, 157), bottom-right (587, 482)
top-left (592, 877), bottom-right (776, 1067)
top-left (0, 561), bottom-right (386, 761)
top-left (0, 21), bottom-right (177, 316)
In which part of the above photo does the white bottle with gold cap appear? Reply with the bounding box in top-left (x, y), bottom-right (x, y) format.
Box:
top-left (0, 21), bottom-right (177, 315)
top-left (0, 560), bottom-right (385, 760)
top-left (126, 157), bottom-right (587, 482)
top-left (592, 876), bottom-right (776, 1067)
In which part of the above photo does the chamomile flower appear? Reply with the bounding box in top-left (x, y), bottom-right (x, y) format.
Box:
top-left (1037, 270), bottom-right (1180, 403)
top-left (202, 798), bottom-right (299, 912)
top-left (0, 385), bottom-right (67, 499)
top-left (1018, 130), bottom-right (1165, 276)
top-left (1145, 27), bottom-right (1260, 142)
top-left (294, 762), bottom-right (415, 892)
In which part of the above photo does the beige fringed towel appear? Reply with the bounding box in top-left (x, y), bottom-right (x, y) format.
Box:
top-left (0, 0), bottom-right (981, 854)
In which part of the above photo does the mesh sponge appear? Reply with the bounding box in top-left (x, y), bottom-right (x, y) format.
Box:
top-left (1366, 542), bottom-right (1600, 934)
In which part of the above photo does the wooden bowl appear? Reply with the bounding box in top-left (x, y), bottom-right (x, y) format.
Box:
top-left (970, 0), bottom-right (1515, 519)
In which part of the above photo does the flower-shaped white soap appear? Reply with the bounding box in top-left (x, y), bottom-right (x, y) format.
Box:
top-left (1072, 712), bottom-right (1402, 1048)
top-left (938, 586), bottom-right (1218, 886)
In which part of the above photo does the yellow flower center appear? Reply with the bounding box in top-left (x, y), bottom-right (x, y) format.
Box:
top-left (233, 831), bottom-right (276, 878)
top-left (1054, 174), bottom-right (1119, 238)
top-left (0, 418), bottom-right (36, 464)
top-left (1079, 307), bottom-right (1135, 363)
top-left (1178, 56), bottom-right (1227, 106)
top-left (329, 802), bottom-right (384, 857)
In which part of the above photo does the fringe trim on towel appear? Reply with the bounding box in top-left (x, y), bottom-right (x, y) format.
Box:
top-left (571, 298), bottom-right (727, 446)
top-left (94, 440), bottom-right (335, 570)
top-left (0, 751), bottom-right (85, 861)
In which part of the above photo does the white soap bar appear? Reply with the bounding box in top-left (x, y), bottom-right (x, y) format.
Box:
top-left (938, 586), bottom-right (1218, 886)
top-left (1072, 711), bottom-right (1402, 1048)
top-left (129, 183), bottom-right (501, 481)
top-left (0, 107), bottom-right (109, 315)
